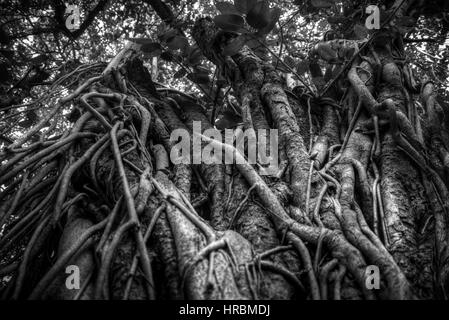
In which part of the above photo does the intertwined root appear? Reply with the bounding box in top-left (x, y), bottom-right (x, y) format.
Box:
top-left (1, 11), bottom-right (448, 300)
top-left (181, 236), bottom-right (236, 290)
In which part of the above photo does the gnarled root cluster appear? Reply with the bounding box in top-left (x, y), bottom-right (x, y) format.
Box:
top-left (0, 17), bottom-right (448, 300)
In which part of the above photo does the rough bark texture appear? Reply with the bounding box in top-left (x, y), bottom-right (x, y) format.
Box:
top-left (1, 0), bottom-right (449, 301)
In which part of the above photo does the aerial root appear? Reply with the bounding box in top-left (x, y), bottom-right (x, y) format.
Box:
top-left (28, 218), bottom-right (108, 300)
top-left (151, 177), bottom-right (216, 242)
top-left (123, 203), bottom-right (166, 300)
top-left (246, 260), bottom-right (305, 293)
top-left (111, 122), bottom-right (155, 299)
top-left (181, 237), bottom-right (233, 292)
top-left (319, 258), bottom-right (339, 300)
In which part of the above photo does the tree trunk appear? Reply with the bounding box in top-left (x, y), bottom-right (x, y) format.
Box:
top-left (1, 0), bottom-right (449, 300)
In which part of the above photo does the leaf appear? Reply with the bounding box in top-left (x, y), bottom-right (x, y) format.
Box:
top-left (26, 109), bottom-right (38, 123)
top-left (284, 56), bottom-right (296, 68)
top-left (186, 46), bottom-right (203, 66)
top-left (317, 20), bottom-right (327, 29)
top-left (128, 38), bottom-right (163, 57)
top-left (327, 15), bottom-right (347, 24)
top-left (372, 31), bottom-right (390, 47)
top-left (216, 73), bottom-right (228, 86)
top-left (265, 39), bottom-right (279, 46)
top-left (174, 68), bottom-right (187, 79)
top-left (0, 62), bottom-right (11, 82)
top-left (160, 51), bottom-right (174, 62)
top-left (128, 38), bottom-right (155, 45)
top-left (222, 35), bottom-right (246, 56)
top-left (18, 120), bottom-right (32, 128)
top-left (213, 14), bottom-right (245, 32)
top-left (195, 66), bottom-right (210, 74)
top-left (353, 24), bottom-right (368, 39)
top-left (234, 0), bottom-right (257, 14)
top-left (0, 27), bottom-right (10, 45)
top-left (30, 54), bottom-right (47, 65)
top-left (141, 42), bottom-right (163, 57)
top-left (187, 72), bottom-right (210, 85)
top-left (272, 61), bottom-right (290, 73)
top-left (158, 28), bottom-right (178, 42)
top-left (396, 16), bottom-right (415, 27)
top-left (246, 0), bottom-right (271, 29)
top-left (258, 7), bottom-right (281, 35)
top-left (216, 2), bottom-right (239, 14)
top-left (345, 47), bottom-right (356, 60)
top-left (0, 49), bottom-right (14, 61)
top-left (311, 0), bottom-right (334, 8)
top-left (166, 36), bottom-right (189, 52)
top-left (323, 66), bottom-right (333, 82)
top-left (245, 37), bottom-right (262, 50)
top-left (395, 16), bottom-right (415, 33)
top-left (296, 60), bottom-right (310, 75)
